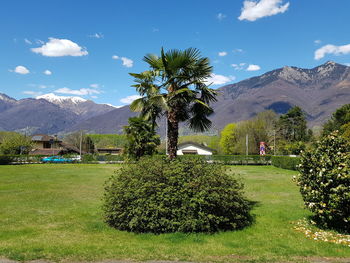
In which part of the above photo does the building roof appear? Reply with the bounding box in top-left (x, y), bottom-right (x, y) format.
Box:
top-left (31, 134), bottom-right (61, 142)
top-left (30, 149), bottom-right (62, 155)
top-left (177, 141), bottom-right (214, 152)
top-left (60, 142), bottom-right (86, 154)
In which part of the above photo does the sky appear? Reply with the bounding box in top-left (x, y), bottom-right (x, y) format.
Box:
top-left (1, 0), bottom-right (350, 107)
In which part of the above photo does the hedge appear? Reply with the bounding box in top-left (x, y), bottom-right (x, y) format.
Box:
top-left (271, 156), bottom-right (301, 170)
top-left (87, 154), bottom-right (272, 166)
top-left (141, 155), bottom-right (271, 165)
top-left (0, 155), bottom-right (47, 165)
top-left (1, 154), bottom-right (272, 165)
top-left (81, 154), bottom-right (124, 163)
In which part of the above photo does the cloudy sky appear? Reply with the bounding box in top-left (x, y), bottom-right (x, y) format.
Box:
top-left (1, 0), bottom-right (350, 106)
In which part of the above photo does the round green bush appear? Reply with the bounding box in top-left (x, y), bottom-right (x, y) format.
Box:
top-left (297, 132), bottom-right (350, 233)
top-left (103, 157), bottom-right (253, 233)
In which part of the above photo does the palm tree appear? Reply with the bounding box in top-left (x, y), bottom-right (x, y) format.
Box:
top-left (130, 47), bottom-right (217, 159)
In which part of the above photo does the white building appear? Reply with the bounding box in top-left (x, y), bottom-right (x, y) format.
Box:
top-left (176, 142), bottom-right (214, 155)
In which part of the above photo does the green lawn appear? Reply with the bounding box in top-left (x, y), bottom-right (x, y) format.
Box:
top-left (0, 164), bottom-right (348, 262)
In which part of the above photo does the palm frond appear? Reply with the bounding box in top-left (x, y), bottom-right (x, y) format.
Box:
top-left (130, 98), bottom-right (146, 112)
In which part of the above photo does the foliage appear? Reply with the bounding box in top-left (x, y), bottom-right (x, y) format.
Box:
top-left (103, 157), bottom-right (253, 233)
top-left (219, 123), bottom-right (237, 154)
top-left (322, 104), bottom-right (350, 137)
top-left (123, 117), bottom-right (160, 160)
top-left (64, 131), bottom-right (95, 153)
top-left (277, 106), bottom-right (308, 142)
top-left (277, 141), bottom-right (306, 155)
top-left (233, 110), bottom-right (278, 155)
top-left (0, 155), bottom-right (48, 164)
top-left (0, 155), bottom-right (14, 165)
top-left (296, 132), bottom-right (350, 233)
top-left (341, 122), bottom-right (350, 140)
top-left (88, 134), bottom-right (127, 148)
top-left (210, 155), bottom-right (271, 165)
top-left (271, 156), bottom-right (301, 170)
top-left (130, 47), bottom-right (217, 159)
top-left (0, 132), bottom-right (33, 155)
top-left (81, 154), bottom-right (124, 163)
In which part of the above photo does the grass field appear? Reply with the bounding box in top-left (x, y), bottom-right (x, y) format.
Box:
top-left (0, 164), bottom-right (349, 262)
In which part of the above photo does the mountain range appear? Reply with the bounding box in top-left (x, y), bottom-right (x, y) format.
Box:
top-left (1, 61), bottom-right (350, 135)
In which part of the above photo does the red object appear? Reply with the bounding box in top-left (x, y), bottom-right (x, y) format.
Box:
top-left (259, 142), bottom-right (266, 156)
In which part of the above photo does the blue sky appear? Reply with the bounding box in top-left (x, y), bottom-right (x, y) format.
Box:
top-left (1, 0), bottom-right (350, 106)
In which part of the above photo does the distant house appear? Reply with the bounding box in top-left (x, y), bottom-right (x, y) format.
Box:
top-left (30, 134), bottom-right (83, 155)
top-left (177, 142), bottom-right (214, 155)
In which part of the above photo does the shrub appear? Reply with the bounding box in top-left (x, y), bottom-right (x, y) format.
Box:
top-left (0, 155), bottom-right (14, 165)
top-left (271, 156), bottom-right (300, 170)
top-left (296, 132), bottom-right (350, 233)
top-left (102, 157), bottom-right (253, 233)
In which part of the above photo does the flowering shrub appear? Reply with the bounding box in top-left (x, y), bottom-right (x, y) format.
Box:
top-left (102, 157), bottom-right (253, 233)
top-left (296, 132), bottom-right (350, 233)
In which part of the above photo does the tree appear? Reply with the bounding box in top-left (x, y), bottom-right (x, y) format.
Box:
top-left (277, 106), bottom-right (307, 142)
top-left (130, 48), bottom-right (217, 159)
top-left (297, 132), bottom-right (350, 232)
top-left (64, 131), bottom-right (95, 153)
top-left (0, 132), bottom-right (33, 155)
top-left (230, 110), bottom-right (278, 155)
top-left (220, 123), bottom-right (237, 154)
top-left (124, 117), bottom-right (160, 159)
top-left (322, 104), bottom-right (350, 137)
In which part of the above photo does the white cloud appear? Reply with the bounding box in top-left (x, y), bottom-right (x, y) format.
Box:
top-left (218, 51), bottom-right (228, 57)
top-left (314, 44), bottom-right (350, 60)
top-left (231, 63), bottom-right (246, 70)
top-left (205, 73), bottom-right (235, 85)
top-left (43, 70), bottom-right (52, 75)
top-left (112, 55), bottom-right (134, 67)
top-left (24, 38), bottom-right (32, 45)
top-left (233, 48), bottom-right (244, 53)
top-left (238, 0), bottom-right (290, 21)
top-left (11, 65), bottom-right (30, 74)
top-left (314, 40), bottom-right (322, 45)
top-left (90, 83), bottom-right (100, 89)
top-left (88, 33), bottom-right (104, 39)
top-left (31, 38), bottom-right (88, 57)
top-left (28, 84), bottom-right (54, 89)
top-left (35, 39), bottom-right (44, 45)
top-left (121, 57), bottom-right (133, 67)
top-left (120, 95), bottom-right (142, 104)
top-left (23, 91), bottom-right (42, 96)
top-left (344, 63), bottom-right (350, 67)
top-left (247, 64), bottom-right (261, 71)
top-left (217, 13), bottom-right (227, 20)
top-left (55, 87), bottom-right (100, 96)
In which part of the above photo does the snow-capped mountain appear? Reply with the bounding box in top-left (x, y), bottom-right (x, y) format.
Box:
top-left (36, 93), bottom-right (87, 104)
top-left (36, 93), bottom-right (116, 118)
top-left (0, 93), bottom-right (118, 134)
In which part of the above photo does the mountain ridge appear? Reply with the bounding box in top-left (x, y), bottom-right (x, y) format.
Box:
top-left (1, 61), bottom-right (350, 135)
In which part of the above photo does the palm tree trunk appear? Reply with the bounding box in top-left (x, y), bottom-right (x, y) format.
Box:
top-left (167, 110), bottom-right (179, 160)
